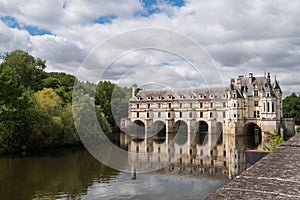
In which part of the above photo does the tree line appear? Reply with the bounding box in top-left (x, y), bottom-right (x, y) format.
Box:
top-left (0, 50), bottom-right (130, 154)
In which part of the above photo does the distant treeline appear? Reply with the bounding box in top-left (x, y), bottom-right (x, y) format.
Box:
top-left (0, 50), bottom-right (130, 154)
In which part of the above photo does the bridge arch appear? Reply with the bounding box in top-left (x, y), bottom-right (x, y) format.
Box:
top-left (196, 120), bottom-right (209, 145)
top-left (174, 120), bottom-right (188, 145)
top-left (151, 120), bottom-right (166, 144)
top-left (245, 122), bottom-right (262, 148)
top-left (132, 120), bottom-right (145, 140)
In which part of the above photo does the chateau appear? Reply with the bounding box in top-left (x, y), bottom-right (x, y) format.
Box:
top-left (121, 72), bottom-right (283, 146)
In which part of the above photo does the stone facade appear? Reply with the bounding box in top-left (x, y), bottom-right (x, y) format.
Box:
top-left (121, 72), bottom-right (283, 146)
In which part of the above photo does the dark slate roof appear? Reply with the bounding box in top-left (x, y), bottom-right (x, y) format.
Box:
top-left (132, 87), bottom-right (229, 100)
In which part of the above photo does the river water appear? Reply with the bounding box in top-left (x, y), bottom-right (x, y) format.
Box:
top-left (0, 132), bottom-right (259, 200)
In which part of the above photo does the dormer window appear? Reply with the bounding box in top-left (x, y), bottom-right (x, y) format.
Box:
top-left (168, 95), bottom-right (173, 100)
top-left (136, 96), bottom-right (141, 100)
top-left (179, 95), bottom-right (184, 99)
top-left (158, 96), bottom-right (162, 100)
top-left (147, 96), bottom-right (152, 100)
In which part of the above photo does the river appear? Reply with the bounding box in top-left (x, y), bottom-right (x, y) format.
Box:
top-left (0, 132), bottom-right (259, 199)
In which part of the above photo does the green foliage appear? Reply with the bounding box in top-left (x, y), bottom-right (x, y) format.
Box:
top-left (0, 58), bottom-right (37, 153)
top-left (263, 133), bottom-right (284, 151)
top-left (111, 86), bottom-right (131, 127)
top-left (95, 81), bottom-right (116, 126)
top-left (0, 50), bottom-right (129, 155)
top-left (0, 50), bottom-right (46, 91)
top-left (283, 92), bottom-right (300, 118)
top-left (0, 50), bottom-right (83, 154)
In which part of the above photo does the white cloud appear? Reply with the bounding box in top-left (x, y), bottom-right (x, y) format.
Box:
top-left (0, 0), bottom-right (299, 96)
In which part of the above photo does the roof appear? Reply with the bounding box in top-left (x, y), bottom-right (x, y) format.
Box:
top-left (132, 87), bottom-right (229, 100)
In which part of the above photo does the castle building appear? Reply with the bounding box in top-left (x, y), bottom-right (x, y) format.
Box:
top-left (121, 72), bottom-right (282, 147)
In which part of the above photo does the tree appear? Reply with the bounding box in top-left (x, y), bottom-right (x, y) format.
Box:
top-left (111, 86), bottom-right (131, 127)
top-left (0, 50), bottom-right (46, 91)
top-left (33, 88), bottom-right (64, 147)
top-left (283, 93), bottom-right (300, 118)
top-left (0, 65), bottom-right (37, 153)
top-left (95, 81), bottom-right (116, 126)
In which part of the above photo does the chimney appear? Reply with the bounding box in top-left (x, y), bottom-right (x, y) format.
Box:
top-left (249, 73), bottom-right (253, 84)
top-left (236, 75), bottom-right (243, 88)
top-left (132, 84), bottom-right (137, 97)
top-left (267, 72), bottom-right (271, 84)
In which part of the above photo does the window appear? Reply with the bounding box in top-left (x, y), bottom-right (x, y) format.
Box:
top-left (272, 102), bottom-right (275, 112)
top-left (158, 112), bottom-right (161, 118)
top-left (223, 112), bottom-right (226, 118)
top-left (200, 102), bottom-right (203, 108)
top-left (179, 112), bottom-right (182, 118)
top-left (200, 112), bottom-right (203, 118)
top-left (210, 112), bottom-right (213, 118)
top-left (148, 104), bottom-right (150, 109)
top-left (254, 90), bottom-right (258, 96)
top-left (223, 102), bottom-right (226, 107)
top-left (233, 103), bottom-right (236, 107)
top-left (147, 112), bottom-right (149, 118)
top-left (158, 103), bottom-right (161, 108)
top-left (189, 112), bottom-right (192, 118)
top-left (168, 112), bottom-right (171, 118)
top-left (234, 114), bottom-right (236, 118)
top-left (169, 103), bottom-right (172, 109)
top-left (180, 103), bottom-right (182, 108)
top-left (137, 104), bottom-right (139, 109)
top-left (264, 103), bottom-right (266, 112)
top-left (254, 101), bottom-right (259, 106)
top-left (190, 103), bottom-right (193, 108)
top-left (210, 102), bottom-right (213, 108)
top-left (137, 112), bottom-right (139, 118)
top-left (267, 102), bottom-right (270, 112)
top-left (254, 111), bottom-right (260, 118)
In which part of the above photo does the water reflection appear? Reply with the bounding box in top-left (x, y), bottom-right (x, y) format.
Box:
top-left (0, 131), bottom-right (259, 200)
top-left (121, 130), bottom-right (260, 180)
top-left (0, 147), bottom-right (119, 200)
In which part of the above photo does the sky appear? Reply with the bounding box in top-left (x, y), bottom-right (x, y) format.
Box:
top-left (0, 0), bottom-right (300, 96)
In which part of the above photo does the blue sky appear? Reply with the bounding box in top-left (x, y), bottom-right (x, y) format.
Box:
top-left (1, 16), bottom-right (52, 36)
top-left (0, 0), bottom-right (300, 96)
